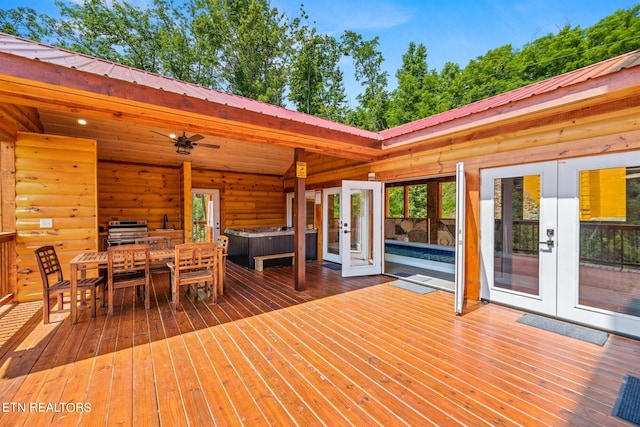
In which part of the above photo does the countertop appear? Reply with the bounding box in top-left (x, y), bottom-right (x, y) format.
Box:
top-left (225, 227), bottom-right (317, 238)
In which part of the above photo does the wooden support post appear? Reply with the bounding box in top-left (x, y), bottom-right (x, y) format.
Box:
top-left (294, 148), bottom-right (306, 291)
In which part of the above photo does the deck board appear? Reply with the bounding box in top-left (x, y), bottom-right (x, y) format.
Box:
top-left (0, 261), bottom-right (638, 426)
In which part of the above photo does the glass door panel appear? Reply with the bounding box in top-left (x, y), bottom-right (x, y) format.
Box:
top-left (323, 187), bottom-right (341, 263)
top-left (493, 175), bottom-right (541, 296)
top-left (578, 166), bottom-right (640, 316)
top-left (558, 152), bottom-right (640, 338)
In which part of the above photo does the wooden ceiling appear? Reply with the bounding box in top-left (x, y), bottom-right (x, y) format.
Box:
top-left (38, 109), bottom-right (297, 175)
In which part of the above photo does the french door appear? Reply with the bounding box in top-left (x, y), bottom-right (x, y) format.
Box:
top-left (481, 153), bottom-right (640, 338)
top-left (481, 161), bottom-right (558, 315)
top-left (340, 181), bottom-right (383, 277)
top-left (192, 189), bottom-right (220, 242)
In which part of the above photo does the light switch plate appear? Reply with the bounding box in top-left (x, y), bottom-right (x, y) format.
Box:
top-left (40, 218), bottom-right (53, 228)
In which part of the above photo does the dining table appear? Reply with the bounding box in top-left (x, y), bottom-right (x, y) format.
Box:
top-left (68, 248), bottom-right (174, 324)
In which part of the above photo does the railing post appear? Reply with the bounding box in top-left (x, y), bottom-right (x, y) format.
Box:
top-left (0, 232), bottom-right (17, 306)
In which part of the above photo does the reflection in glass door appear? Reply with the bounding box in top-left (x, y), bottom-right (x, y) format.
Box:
top-left (323, 188), bottom-right (341, 264)
top-left (493, 175), bottom-right (541, 296)
top-left (558, 153), bottom-right (640, 337)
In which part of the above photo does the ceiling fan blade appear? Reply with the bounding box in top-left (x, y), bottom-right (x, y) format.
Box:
top-left (188, 134), bottom-right (205, 142)
top-left (151, 130), bottom-right (174, 139)
top-left (198, 143), bottom-right (221, 149)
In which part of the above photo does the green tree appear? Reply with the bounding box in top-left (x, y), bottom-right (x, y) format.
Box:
top-left (408, 185), bottom-right (427, 218)
top-left (0, 7), bottom-right (54, 41)
top-left (517, 24), bottom-right (584, 81)
top-left (193, 0), bottom-right (292, 105)
top-left (387, 187), bottom-right (404, 218)
top-left (386, 42), bottom-right (429, 127)
top-left (456, 44), bottom-right (522, 104)
top-left (54, 0), bottom-right (168, 73)
top-left (341, 31), bottom-right (389, 131)
top-left (580, 5), bottom-right (640, 65)
top-left (288, 8), bottom-right (347, 121)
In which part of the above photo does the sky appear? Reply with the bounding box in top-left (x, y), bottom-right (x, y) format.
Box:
top-left (3, 0), bottom-right (639, 103)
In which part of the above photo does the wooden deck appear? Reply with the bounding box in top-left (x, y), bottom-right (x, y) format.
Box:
top-left (1, 261), bottom-right (639, 426)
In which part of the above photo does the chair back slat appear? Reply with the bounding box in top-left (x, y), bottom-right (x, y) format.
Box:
top-left (34, 245), bottom-right (64, 286)
top-left (34, 245), bottom-right (104, 324)
top-left (170, 242), bottom-right (219, 310)
top-left (108, 244), bottom-right (150, 275)
top-left (175, 243), bottom-right (217, 272)
top-left (217, 235), bottom-right (229, 254)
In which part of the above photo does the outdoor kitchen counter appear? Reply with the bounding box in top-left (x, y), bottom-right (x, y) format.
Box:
top-left (224, 227), bottom-right (317, 269)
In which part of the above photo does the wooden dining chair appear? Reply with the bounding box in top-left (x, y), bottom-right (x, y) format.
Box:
top-left (216, 235), bottom-right (229, 295)
top-left (167, 242), bottom-right (218, 311)
top-left (107, 244), bottom-right (150, 316)
top-left (34, 245), bottom-right (105, 324)
top-left (135, 236), bottom-right (171, 274)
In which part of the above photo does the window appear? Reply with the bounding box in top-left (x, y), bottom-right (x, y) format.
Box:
top-left (408, 185), bottom-right (427, 218)
top-left (287, 191), bottom-right (316, 228)
top-left (387, 186), bottom-right (405, 218)
top-left (439, 182), bottom-right (456, 219)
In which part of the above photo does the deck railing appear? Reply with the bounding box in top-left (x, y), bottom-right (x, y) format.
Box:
top-left (0, 232), bottom-right (17, 305)
top-left (498, 220), bottom-right (640, 270)
top-left (580, 222), bottom-right (640, 269)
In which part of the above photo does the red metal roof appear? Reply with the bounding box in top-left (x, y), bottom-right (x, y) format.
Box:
top-left (380, 49), bottom-right (640, 140)
top-left (1, 32), bottom-right (639, 146)
top-left (0, 33), bottom-right (379, 140)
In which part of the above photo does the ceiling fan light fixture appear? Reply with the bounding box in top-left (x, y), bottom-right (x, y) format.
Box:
top-left (176, 145), bottom-right (190, 155)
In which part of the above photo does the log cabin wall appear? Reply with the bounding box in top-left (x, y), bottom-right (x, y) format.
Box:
top-left (300, 99), bottom-right (640, 302)
top-left (97, 161), bottom-right (182, 231)
top-left (97, 162), bottom-right (287, 234)
top-left (191, 169), bottom-right (286, 229)
top-left (15, 132), bottom-right (99, 302)
top-left (0, 103), bottom-right (44, 232)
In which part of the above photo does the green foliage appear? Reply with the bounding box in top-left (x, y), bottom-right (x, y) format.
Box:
top-left (386, 42), bottom-right (428, 127)
top-left (191, 0), bottom-right (292, 105)
top-left (287, 7), bottom-right (348, 121)
top-left (408, 185), bottom-right (426, 218)
top-left (0, 7), bottom-right (54, 41)
top-left (387, 187), bottom-right (404, 218)
top-left (341, 31), bottom-right (389, 131)
top-left (1, 2), bottom-right (639, 129)
top-left (440, 182), bottom-right (456, 219)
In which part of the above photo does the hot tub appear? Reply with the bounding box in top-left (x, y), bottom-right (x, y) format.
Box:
top-left (224, 227), bottom-right (318, 269)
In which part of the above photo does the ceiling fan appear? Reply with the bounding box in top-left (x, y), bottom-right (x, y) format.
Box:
top-left (152, 130), bottom-right (220, 154)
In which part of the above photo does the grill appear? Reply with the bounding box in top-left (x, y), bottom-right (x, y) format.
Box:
top-left (107, 220), bottom-right (148, 246)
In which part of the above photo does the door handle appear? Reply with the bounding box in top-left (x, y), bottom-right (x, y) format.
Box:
top-left (539, 239), bottom-right (554, 248)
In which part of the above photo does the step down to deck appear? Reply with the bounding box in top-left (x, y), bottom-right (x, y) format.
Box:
top-left (254, 253), bottom-right (295, 271)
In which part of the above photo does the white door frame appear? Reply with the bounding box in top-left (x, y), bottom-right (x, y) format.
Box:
top-left (340, 180), bottom-right (383, 277)
top-left (454, 162), bottom-right (466, 314)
